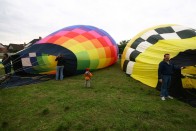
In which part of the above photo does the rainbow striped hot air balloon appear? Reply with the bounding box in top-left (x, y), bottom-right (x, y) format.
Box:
top-left (12, 25), bottom-right (118, 76)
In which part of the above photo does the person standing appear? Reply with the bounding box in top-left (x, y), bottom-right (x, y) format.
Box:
top-left (158, 54), bottom-right (184, 101)
top-left (84, 68), bottom-right (93, 87)
top-left (2, 53), bottom-right (12, 75)
top-left (55, 54), bottom-right (65, 80)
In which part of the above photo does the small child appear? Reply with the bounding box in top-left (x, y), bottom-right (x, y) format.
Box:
top-left (84, 68), bottom-right (93, 87)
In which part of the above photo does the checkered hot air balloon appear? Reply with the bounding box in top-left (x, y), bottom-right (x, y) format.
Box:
top-left (12, 25), bottom-right (118, 76)
top-left (121, 24), bottom-right (196, 89)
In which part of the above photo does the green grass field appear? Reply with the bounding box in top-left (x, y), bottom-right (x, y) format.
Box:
top-left (0, 61), bottom-right (196, 131)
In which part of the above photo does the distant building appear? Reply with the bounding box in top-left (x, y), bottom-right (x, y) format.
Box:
top-left (0, 43), bottom-right (7, 53)
top-left (7, 44), bottom-right (24, 53)
top-left (24, 36), bottom-right (42, 49)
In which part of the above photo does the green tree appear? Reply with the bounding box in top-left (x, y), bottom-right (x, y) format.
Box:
top-left (118, 40), bottom-right (130, 55)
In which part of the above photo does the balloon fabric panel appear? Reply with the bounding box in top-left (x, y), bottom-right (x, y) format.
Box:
top-left (122, 24), bottom-right (196, 89)
top-left (12, 25), bottom-right (118, 76)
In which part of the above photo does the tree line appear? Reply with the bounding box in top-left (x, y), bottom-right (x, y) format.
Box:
top-left (118, 40), bottom-right (130, 54)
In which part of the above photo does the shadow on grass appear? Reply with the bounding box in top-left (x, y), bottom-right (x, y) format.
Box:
top-left (1, 121), bottom-right (8, 128)
top-left (41, 108), bottom-right (50, 116)
top-left (56, 122), bottom-right (71, 131)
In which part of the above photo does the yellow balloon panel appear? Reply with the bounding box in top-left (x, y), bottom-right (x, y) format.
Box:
top-left (122, 24), bottom-right (196, 89)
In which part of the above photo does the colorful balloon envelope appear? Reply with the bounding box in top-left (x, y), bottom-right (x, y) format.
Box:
top-left (121, 24), bottom-right (196, 89)
top-left (12, 25), bottom-right (118, 76)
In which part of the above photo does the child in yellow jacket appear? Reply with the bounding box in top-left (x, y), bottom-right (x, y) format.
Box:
top-left (84, 68), bottom-right (93, 87)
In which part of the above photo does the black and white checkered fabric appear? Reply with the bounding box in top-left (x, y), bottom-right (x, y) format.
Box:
top-left (123, 25), bottom-right (196, 74)
top-left (21, 52), bottom-right (37, 67)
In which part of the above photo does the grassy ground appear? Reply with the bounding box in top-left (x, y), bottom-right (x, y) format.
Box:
top-left (0, 61), bottom-right (196, 131)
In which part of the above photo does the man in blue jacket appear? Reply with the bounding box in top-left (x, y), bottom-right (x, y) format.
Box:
top-left (158, 54), bottom-right (184, 101)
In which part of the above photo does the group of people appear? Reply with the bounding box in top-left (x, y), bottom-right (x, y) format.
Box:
top-left (55, 54), bottom-right (93, 87)
top-left (1, 53), bottom-right (184, 100)
top-left (0, 53), bottom-right (93, 87)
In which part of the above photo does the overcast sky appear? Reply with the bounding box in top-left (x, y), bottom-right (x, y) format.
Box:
top-left (0, 0), bottom-right (195, 45)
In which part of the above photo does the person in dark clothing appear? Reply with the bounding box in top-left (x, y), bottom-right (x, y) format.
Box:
top-left (2, 53), bottom-right (12, 75)
top-left (158, 54), bottom-right (184, 101)
top-left (55, 54), bottom-right (65, 80)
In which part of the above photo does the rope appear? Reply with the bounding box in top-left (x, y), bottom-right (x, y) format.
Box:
top-left (0, 57), bottom-right (53, 78)
top-left (0, 57), bottom-right (55, 87)
top-left (1, 53), bottom-right (28, 70)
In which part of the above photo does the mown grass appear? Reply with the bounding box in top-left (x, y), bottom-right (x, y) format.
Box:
top-left (0, 61), bottom-right (196, 131)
